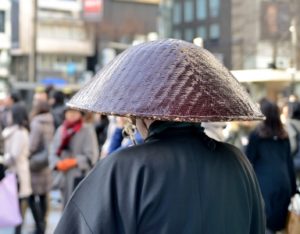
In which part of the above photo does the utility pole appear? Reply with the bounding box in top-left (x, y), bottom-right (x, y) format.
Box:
top-left (291, 17), bottom-right (298, 70)
top-left (289, 0), bottom-right (298, 94)
top-left (28, 0), bottom-right (37, 83)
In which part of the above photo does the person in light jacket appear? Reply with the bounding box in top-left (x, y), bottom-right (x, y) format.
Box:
top-left (2, 104), bottom-right (31, 234)
top-left (50, 108), bottom-right (99, 206)
top-left (29, 101), bottom-right (55, 234)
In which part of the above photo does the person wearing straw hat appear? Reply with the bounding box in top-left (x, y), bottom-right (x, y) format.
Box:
top-left (55, 39), bottom-right (265, 234)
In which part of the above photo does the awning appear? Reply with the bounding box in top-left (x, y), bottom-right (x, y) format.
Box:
top-left (40, 77), bottom-right (68, 87)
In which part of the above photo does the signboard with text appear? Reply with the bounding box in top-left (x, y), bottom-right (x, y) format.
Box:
top-left (83, 0), bottom-right (103, 22)
top-left (114, 0), bottom-right (159, 4)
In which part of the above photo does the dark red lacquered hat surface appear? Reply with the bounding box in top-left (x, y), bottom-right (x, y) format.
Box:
top-left (68, 39), bottom-right (264, 122)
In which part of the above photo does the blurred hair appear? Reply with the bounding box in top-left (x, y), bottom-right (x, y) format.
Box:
top-left (45, 85), bottom-right (54, 97)
top-left (288, 101), bottom-right (300, 120)
top-left (84, 112), bottom-right (94, 123)
top-left (31, 101), bottom-right (51, 119)
top-left (10, 91), bottom-right (21, 103)
top-left (64, 107), bottom-right (85, 117)
top-left (11, 103), bottom-right (29, 130)
top-left (52, 90), bottom-right (65, 106)
top-left (257, 98), bottom-right (288, 139)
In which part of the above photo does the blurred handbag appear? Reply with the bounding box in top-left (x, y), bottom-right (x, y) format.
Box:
top-left (30, 127), bottom-right (49, 172)
top-left (286, 194), bottom-right (300, 234)
top-left (30, 149), bottom-right (49, 172)
top-left (287, 211), bottom-right (300, 234)
top-left (0, 173), bottom-right (22, 227)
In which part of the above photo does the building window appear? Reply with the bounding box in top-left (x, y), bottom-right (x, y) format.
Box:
top-left (173, 30), bottom-right (182, 39)
top-left (0, 11), bottom-right (5, 33)
top-left (209, 0), bottom-right (220, 18)
top-left (184, 28), bottom-right (194, 42)
top-left (173, 2), bottom-right (181, 24)
top-left (197, 26), bottom-right (207, 40)
top-left (196, 0), bottom-right (206, 20)
top-left (210, 23), bottom-right (220, 40)
top-left (184, 0), bottom-right (194, 22)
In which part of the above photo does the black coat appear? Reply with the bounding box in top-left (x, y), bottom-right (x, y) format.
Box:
top-left (246, 131), bottom-right (297, 231)
top-left (55, 123), bottom-right (265, 234)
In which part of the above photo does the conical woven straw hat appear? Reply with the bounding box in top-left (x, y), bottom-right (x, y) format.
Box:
top-left (68, 39), bottom-right (264, 122)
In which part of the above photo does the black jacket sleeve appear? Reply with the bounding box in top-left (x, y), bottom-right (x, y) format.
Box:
top-left (55, 200), bottom-right (93, 234)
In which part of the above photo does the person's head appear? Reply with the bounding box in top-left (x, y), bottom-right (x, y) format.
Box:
top-left (33, 91), bottom-right (48, 104)
top-left (11, 104), bottom-right (29, 129)
top-left (4, 91), bottom-right (21, 108)
top-left (31, 100), bottom-right (51, 118)
top-left (288, 101), bottom-right (300, 120)
top-left (65, 108), bottom-right (84, 123)
top-left (50, 90), bottom-right (65, 106)
top-left (258, 98), bottom-right (287, 139)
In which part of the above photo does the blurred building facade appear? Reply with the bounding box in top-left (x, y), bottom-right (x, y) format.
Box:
top-left (91, 0), bottom-right (159, 70)
top-left (0, 0), bottom-right (11, 78)
top-left (10, 0), bottom-right (96, 88)
top-left (159, 0), bottom-right (299, 70)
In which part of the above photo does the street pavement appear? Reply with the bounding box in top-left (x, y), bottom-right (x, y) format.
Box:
top-left (0, 191), bottom-right (62, 234)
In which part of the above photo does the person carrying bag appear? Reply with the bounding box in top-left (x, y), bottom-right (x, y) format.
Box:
top-left (0, 170), bottom-right (23, 228)
top-left (28, 100), bottom-right (55, 234)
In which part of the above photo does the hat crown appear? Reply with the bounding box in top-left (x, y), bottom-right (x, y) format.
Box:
top-left (68, 39), bottom-right (264, 122)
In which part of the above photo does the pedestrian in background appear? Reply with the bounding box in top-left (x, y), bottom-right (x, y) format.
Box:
top-left (29, 100), bottom-right (55, 234)
top-left (106, 117), bottom-right (143, 155)
top-left (49, 90), bottom-right (66, 130)
top-left (94, 114), bottom-right (109, 154)
top-left (2, 91), bottom-right (29, 129)
top-left (246, 98), bottom-right (297, 233)
top-left (1, 104), bottom-right (31, 234)
top-left (50, 108), bottom-right (98, 206)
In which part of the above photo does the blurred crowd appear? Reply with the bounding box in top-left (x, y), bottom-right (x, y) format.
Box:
top-left (1, 87), bottom-right (300, 234)
top-left (0, 87), bottom-right (144, 234)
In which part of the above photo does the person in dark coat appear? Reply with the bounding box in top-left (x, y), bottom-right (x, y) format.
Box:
top-left (246, 98), bottom-right (297, 233)
top-left (94, 115), bottom-right (108, 147)
top-left (50, 90), bottom-right (66, 130)
top-left (55, 39), bottom-right (265, 234)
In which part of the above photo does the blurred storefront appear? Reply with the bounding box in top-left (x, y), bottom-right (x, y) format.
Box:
top-left (0, 0), bottom-right (11, 79)
top-left (159, 0), bottom-right (298, 71)
top-left (90, 0), bottom-right (159, 71)
top-left (232, 69), bottom-right (300, 101)
top-left (10, 0), bottom-right (96, 90)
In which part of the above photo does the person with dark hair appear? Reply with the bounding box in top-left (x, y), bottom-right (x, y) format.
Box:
top-left (50, 90), bottom-right (66, 129)
top-left (28, 100), bottom-right (55, 234)
top-left (55, 40), bottom-right (265, 234)
top-left (1, 104), bottom-right (31, 234)
top-left (2, 91), bottom-right (29, 129)
top-left (246, 98), bottom-right (297, 234)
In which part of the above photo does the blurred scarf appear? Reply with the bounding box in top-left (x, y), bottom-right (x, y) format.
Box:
top-left (56, 119), bottom-right (83, 157)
